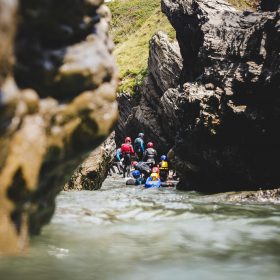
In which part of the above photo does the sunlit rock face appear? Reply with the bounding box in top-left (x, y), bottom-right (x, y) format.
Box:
top-left (118, 0), bottom-right (280, 193)
top-left (65, 132), bottom-right (116, 191)
top-left (0, 0), bottom-right (118, 254)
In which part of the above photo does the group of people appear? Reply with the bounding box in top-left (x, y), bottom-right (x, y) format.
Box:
top-left (110, 133), bottom-right (170, 183)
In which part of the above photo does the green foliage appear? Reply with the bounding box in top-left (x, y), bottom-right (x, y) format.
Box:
top-left (108, 0), bottom-right (175, 94)
top-left (118, 68), bottom-right (148, 95)
top-left (108, 0), bottom-right (258, 95)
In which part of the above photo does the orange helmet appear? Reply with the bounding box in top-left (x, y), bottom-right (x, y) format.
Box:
top-left (147, 142), bottom-right (154, 148)
top-left (125, 137), bottom-right (132, 143)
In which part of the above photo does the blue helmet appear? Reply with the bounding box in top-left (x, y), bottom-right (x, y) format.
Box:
top-left (138, 132), bottom-right (144, 138)
top-left (161, 155), bottom-right (167, 161)
top-left (132, 170), bottom-right (141, 179)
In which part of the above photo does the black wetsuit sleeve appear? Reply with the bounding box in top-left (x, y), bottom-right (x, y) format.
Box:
top-left (143, 150), bottom-right (147, 161)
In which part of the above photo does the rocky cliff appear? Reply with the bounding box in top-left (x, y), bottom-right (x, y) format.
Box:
top-left (65, 132), bottom-right (116, 191)
top-left (260, 0), bottom-right (280, 11)
top-left (117, 31), bottom-right (183, 155)
top-left (118, 0), bottom-right (280, 192)
top-left (0, 0), bottom-right (117, 254)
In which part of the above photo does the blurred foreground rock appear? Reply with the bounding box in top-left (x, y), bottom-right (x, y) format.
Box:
top-left (0, 0), bottom-right (117, 254)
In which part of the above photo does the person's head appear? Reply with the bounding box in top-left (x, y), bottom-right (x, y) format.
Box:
top-left (125, 137), bottom-right (132, 143)
top-left (132, 161), bottom-right (138, 167)
top-left (147, 142), bottom-right (154, 148)
top-left (132, 170), bottom-right (141, 179)
top-left (138, 132), bottom-right (144, 138)
top-left (161, 155), bottom-right (167, 161)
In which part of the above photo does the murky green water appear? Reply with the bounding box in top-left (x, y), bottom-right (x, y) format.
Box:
top-left (1, 178), bottom-right (280, 280)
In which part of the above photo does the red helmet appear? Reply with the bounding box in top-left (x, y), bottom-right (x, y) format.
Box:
top-left (152, 167), bottom-right (159, 173)
top-left (132, 161), bottom-right (138, 167)
top-left (125, 137), bottom-right (132, 143)
top-left (147, 142), bottom-right (154, 148)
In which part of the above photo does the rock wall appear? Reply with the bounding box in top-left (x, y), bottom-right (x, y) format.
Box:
top-left (118, 0), bottom-right (280, 192)
top-left (0, 0), bottom-right (117, 254)
top-left (65, 132), bottom-right (116, 191)
top-left (117, 31), bottom-right (183, 155)
top-left (260, 0), bottom-right (280, 11)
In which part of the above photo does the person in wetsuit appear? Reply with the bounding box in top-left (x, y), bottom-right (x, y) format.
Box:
top-left (120, 137), bottom-right (135, 178)
top-left (159, 155), bottom-right (169, 182)
top-left (108, 148), bottom-right (123, 176)
top-left (132, 161), bottom-right (151, 179)
top-left (143, 142), bottom-right (157, 168)
top-left (134, 133), bottom-right (145, 161)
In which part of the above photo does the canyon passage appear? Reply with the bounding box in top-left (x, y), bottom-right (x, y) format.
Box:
top-left (0, 0), bottom-right (280, 278)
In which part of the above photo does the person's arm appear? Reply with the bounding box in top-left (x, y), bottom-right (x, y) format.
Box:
top-left (116, 149), bottom-right (121, 161)
top-left (141, 140), bottom-right (145, 152)
top-left (130, 145), bottom-right (135, 155)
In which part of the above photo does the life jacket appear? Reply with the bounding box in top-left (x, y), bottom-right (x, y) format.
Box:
top-left (150, 172), bottom-right (160, 181)
top-left (144, 148), bottom-right (157, 160)
top-left (121, 143), bottom-right (134, 155)
top-left (160, 160), bottom-right (168, 170)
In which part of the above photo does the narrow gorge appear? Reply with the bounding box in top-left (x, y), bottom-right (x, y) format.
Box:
top-left (117, 0), bottom-right (280, 193)
top-left (1, 1), bottom-right (280, 279)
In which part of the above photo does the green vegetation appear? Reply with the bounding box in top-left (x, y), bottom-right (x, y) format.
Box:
top-left (108, 0), bottom-right (175, 94)
top-left (108, 0), bottom-right (258, 94)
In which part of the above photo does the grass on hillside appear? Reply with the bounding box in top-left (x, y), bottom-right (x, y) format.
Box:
top-left (108, 0), bottom-right (259, 95)
top-left (108, 0), bottom-right (175, 95)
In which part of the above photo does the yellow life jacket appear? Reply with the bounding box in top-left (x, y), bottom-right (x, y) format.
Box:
top-left (160, 160), bottom-right (168, 169)
top-left (151, 172), bottom-right (159, 180)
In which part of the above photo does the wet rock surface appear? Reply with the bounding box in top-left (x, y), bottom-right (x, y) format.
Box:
top-left (260, 0), bottom-right (280, 11)
top-left (118, 0), bottom-right (280, 192)
top-left (0, 0), bottom-right (117, 254)
top-left (65, 132), bottom-right (116, 191)
top-left (217, 188), bottom-right (280, 203)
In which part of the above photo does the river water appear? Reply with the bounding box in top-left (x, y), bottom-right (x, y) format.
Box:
top-left (1, 177), bottom-right (280, 280)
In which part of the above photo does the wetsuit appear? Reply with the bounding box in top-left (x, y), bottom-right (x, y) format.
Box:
top-left (121, 143), bottom-right (135, 178)
top-left (115, 148), bottom-right (123, 174)
top-left (134, 137), bottom-right (145, 160)
top-left (134, 162), bottom-right (151, 179)
top-left (143, 148), bottom-right (157, 167)
top-left (159, 160), bottom-right (169, 182)
top-left (108, 148), bottom-right (123, 175)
